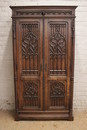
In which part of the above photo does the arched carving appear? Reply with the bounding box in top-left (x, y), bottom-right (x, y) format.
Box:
top-left (22, 31), bottom-right (38, 58)
top-left (50, 29), bottom-right (66, 56)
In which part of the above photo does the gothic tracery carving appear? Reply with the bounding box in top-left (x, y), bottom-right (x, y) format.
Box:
top-left (22, 30), bottom-right (38, 58)
top-left (50, 25), bottom-right (66, 57)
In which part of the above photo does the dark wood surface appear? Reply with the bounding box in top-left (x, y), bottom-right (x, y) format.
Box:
top-left (10, 6), bottom-right (77, 121)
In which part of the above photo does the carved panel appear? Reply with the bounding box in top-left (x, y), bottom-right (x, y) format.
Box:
top-left (50, 81), bottom-right (65, 106)
top-left (49, 23), bottom-right (67, 75)
top-left (23, 81), bottom-right (39, 107)
top-left (50, 81), bottom-right (65, 97)
top-left (23, 81), bottom-right (38, 97)
top-left (12, 20), bottom-right (18, 81)
top-left (13, 20), bottom-right (16, 39)
top-left (15, 10), bottom-right (72, 16)
top-left (21, 23), bottom-right (39, 75)
top-left (50, 29), bottom-right (66, 56)
top-left (22, 31), bottom-right (38, 57)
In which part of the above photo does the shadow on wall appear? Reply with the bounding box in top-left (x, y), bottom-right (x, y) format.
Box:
top-left (0, 24), bottom-right (15, 110)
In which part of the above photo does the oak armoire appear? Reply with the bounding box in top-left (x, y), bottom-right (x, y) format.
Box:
top-left (10, 6), bottom-right (77, 120)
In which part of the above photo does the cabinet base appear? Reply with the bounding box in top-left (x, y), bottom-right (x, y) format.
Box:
top-left (15, 112), bottom-right (73, 121)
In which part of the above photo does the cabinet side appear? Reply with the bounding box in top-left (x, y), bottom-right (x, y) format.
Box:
top-left (69, 9), bottom-right (76, 121)
top-left (10, 7), bottom-right (19, 121)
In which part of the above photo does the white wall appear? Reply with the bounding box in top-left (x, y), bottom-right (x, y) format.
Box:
top-left (0, 0), bottom-right (87, 110)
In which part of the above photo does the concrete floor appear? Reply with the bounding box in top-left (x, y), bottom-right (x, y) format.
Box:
top-left (0, 110), bottom-right (87, 130)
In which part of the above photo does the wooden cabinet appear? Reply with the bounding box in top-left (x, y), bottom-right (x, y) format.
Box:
top-left (10, 6), bottom-right (77, 120)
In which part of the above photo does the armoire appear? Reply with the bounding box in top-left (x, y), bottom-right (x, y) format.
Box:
top-left (10, 6), bottom-right (77, 120)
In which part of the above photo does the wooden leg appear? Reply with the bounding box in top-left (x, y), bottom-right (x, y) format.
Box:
top-left (69, 109), bottom-right (74, 121)
top-left (69, 115), bottom-right (74, 121)
top-left (15, 112), bottom-right (19, 121)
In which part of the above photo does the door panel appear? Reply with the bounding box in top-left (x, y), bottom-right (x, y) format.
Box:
top-left (17, 19), bottom-right (43, 110)
top-left (48, 22), bottom-right (67, 76)
top-left (48, 80), bottom-right (67, 108)
top-left (16, 18), bottom-right (71, 111)
top-left (44, 19), bottom-right (71, 110)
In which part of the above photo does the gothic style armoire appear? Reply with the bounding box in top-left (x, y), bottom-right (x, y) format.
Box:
top-left (10, 6), bottom-right (77, 120)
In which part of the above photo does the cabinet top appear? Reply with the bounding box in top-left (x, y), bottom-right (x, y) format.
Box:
top-left (10, 6), bottom-right (77, 18)
top-left (10, 6), bottom-right (77, 9)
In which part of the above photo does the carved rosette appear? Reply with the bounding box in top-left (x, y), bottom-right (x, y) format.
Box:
top-left (23, 81), bottom-right (38, 98)
top-left (50, 81), bottom-right (65, 98)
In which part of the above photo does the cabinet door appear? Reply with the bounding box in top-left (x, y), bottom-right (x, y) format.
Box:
top-left (17, 19), bottom-right (43, 111)
top-left (44, 19), bottom-right (71, 111)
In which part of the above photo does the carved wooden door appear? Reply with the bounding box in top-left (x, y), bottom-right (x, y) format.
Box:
top-left (44, 19), bottom-right (71, 111)
top-left (17, 19), bottom-right (43, 111)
